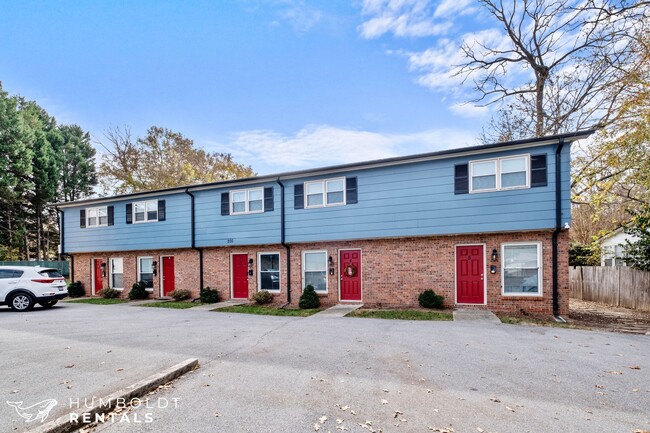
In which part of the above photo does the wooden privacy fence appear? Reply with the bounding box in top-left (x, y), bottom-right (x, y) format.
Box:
top-left (570, 266), bottom-right (650, 312)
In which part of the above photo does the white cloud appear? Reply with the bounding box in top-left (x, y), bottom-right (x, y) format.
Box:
top-left (277, 1), bottom-right (323, 34)
top-left (433, 0), bottom-right (476, 18)
top-left (358, 0), bottom-right (453, 39)
top-left (449, 102), bottom-right (490, 118)
top-left (203, 124), bottom-right (477, 174)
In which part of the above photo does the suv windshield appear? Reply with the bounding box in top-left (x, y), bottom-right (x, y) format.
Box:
top-left (39, 269), bottom-right (63, 278)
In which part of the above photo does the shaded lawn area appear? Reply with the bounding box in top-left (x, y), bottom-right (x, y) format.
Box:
top-left (347, 309), bottom-right (453, 321)
top-left (215, 305), bottom-right (322, 317)
top-left (140, 301), bottom-right (198, 309)
top-left (65, 298), bottom-right (128, 305)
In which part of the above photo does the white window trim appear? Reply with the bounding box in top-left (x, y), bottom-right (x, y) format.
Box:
top-left (304, 177), bottom-right (346, 208)
top-left (230, 187), bottom-right (265, 215)
top-left (133, 200), bottom-right (158, 224)
top-left (469, 154), bottom-right (530, 193)
top-left (501, 242), bottom-right (543, 297)
top-left (86, 206), bottom-right (108, 228)
top-left (302, 250), bottom-right (328, 293)
top-left (137, 256), bottom-right (155, 291)
top-left (257, 252), bottom-right (281, 293)
top-left (109, 257), bottom-right (124, 291)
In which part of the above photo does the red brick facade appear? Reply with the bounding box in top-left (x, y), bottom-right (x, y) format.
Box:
top-left (71, 230), bottom-right (569, 316)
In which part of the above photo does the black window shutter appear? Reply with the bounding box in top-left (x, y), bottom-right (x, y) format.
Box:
top-left (221, 192), bottom-right (230, 216)
top-left (126, 203), bottom-right (133, 224)
top-left (454, 164), bottom-right (469, 194)
top-left (530, 154), bottom-right (547, 187)
top-left (157, 200), bottom-right (166, 221)
top-left (294, 184), bottom-right (304, 209)
top-left (346, 177), bottom-right (358, 204)
top-left (264, 187), bottom-right (274, 212)
top-left (80, 209), bottom-right (86, 228)
top-left (107, 206), bottom-right (114, 226)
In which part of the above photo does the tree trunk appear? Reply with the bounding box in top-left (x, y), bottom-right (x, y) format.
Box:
top-left (36, 208), bottom-right (42, 261)
top-left (535, 75), bottom-right (546, 137)
top-left (24, 232), bottom-right (30, 261)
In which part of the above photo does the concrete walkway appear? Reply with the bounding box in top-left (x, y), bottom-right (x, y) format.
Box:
top-left (311, 303), bottom-right (363, 317)
top-left (453, 308), bottom-right (501, 324)
top-left (190, 299), bottom-right (248, 311)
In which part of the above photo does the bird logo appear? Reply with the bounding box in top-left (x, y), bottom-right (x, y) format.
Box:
top-left (6, 399), bottom-right (58, 423)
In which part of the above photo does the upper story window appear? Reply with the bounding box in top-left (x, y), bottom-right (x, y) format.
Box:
top-left (134, 200), bottom-right (158, 223)
top-left (231, 188), bottom-right (264, 215)
top-left (470, 155), bottom-right (529, 193)
top-left (305, 178), bottom-right (345, 208)
top-left (87, 206), bottom-right (108, 227)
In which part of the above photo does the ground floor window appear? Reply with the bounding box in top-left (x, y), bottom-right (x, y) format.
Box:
top-left (138, 257), bottom-right (154, 289)
top-left (258, 252), bottom-right (280, 292)
top-left (110, 258), bottom-right (124, 290)
top-left (502, 243), bottom-right (541, 295)
top-left (302, 250), bottom-right (327, 293)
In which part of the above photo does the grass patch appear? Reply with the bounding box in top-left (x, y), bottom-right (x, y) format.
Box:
top-left (347, 309), bottom-right (453, 321)
top-left (215, 305), bottom-right (321, 317)
top-left (140, 301), bottom-right (198, 309)
top-left (66, 298), bottom-right (127, 305)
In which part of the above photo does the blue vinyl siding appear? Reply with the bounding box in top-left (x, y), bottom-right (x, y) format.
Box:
top-left (284, 143), bottom-right (570, 243)
top-left (63, 193), bottom-right (191, 253)
top-left (193, 182), bottom-right (281, 247)
top-left (61, 142), bottom-right (572, 252)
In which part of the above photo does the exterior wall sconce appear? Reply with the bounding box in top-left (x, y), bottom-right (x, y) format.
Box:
top-left (490, 265), bottom-right (497, 274)
top-left (152, 260), bottom-right (158, 276)
top-left (328, 256), bottom-right (334, 276)
top-left (491, 249), bottom-right (498, 261)
top-left (248, 258), bottom-right (254, 276)
top-left (100, 262), bottom-right (107, 277)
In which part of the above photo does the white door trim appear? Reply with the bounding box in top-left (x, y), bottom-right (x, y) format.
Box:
top-left (454, 243), bottom-right (487, 306)
top-left (230, 252), bottom-right (249, 300)
top-left (338, 248), bottom-right (363, 303)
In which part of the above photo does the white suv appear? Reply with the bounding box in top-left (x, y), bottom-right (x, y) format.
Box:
top-left (0, 266), bottom-right (68, 311)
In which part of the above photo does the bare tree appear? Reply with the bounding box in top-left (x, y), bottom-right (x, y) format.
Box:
top-left (458, 0), bottom-right (649, 140)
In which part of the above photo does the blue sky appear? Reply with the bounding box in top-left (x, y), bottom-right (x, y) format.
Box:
top-left (0, 0), bottom-right (494, 174)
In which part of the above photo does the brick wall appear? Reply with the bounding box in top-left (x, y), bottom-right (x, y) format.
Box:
top-left (72, 249), bottom-right (200, 299)
top-left (71, 229), bottom-right (569, 316)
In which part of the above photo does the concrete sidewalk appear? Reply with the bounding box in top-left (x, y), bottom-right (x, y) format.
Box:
top-left (311, 303), bottom-right (363, 317)
top-left (453, 308), bottom-right (501, 324)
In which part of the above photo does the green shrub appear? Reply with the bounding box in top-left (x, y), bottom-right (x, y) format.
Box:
top-left (253, 290), bottom-right (274, 305)
top-left (200, 287), bottom-right (220, 304)
top-left (128, 281), bottom-right (149, 300)
top-left (100, 288), bottom-right (121, 299)
top-left (169, 289), bottom-right (192, 301)
top-left (418, 290), bottom-right (444, 309)
top-left (67, 281), bottom-right (85, 298)
top-left (299, 285), bottom-right (320, 309)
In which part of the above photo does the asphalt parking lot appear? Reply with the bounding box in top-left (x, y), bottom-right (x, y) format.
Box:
top-left (1, 302), bottom-right (648, 433)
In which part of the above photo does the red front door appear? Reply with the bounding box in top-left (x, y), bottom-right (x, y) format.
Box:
top-left (456, 245), bottom-right (485, 304)
top-left (232, 254), bottom-right (249, 299)
top-left (340, 249), bottom-right (362, 301)
top-left (162, 256), bottom-right (175, 296)
top-left (93, 259), bottom-right (103, 295)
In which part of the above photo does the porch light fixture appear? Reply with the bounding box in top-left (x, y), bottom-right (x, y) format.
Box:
top-left (490, 265), bottom-right (497, 274)
top-left (152, 260), bottom-right (158, 276)
top-left (328, 256), bottom-right (333, 266)
top-left (248, 258), bottom-right (254, 265)
top-left (491, 249), bottom-right (498, 261)
top-left (100, 262), bottom-right (107, 277)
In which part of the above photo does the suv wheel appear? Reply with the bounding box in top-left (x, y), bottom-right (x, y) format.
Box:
top-left (9, 293), bottom-right (35, 312)
top-left (39, 300), bottom-right (58, 309)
